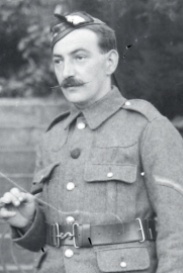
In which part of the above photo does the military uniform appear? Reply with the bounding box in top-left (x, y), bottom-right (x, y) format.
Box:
top-left (13, 86), bottom-right (183, 273)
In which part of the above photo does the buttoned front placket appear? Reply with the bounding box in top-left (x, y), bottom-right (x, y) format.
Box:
top-left (60, 114), bottom-right (96, 271)
top-left (61, 115), bottom-right (93, 218)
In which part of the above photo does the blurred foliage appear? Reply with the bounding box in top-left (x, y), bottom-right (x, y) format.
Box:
top-left (0, 0), bottom-right (64, 98)
top-left (0, 0), bottom-right (183, 118)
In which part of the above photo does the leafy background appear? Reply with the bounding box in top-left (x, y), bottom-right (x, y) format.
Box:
top-left (0, 0), bottom-right (183, 119)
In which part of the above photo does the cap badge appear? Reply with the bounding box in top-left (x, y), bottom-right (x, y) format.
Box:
top-left (65, 15), bottom-right (86, 25)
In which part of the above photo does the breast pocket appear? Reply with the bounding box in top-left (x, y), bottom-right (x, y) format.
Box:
top-left (32, 161), bottom-right (61, 222)
top-left (90, 146), bottom-right (138, 166)
top-left (84, 145), bottom-right (138, 217)
top-left (96, 247), bottom-right (150, 272)
top-left (86, 146), bottom-right (138, 182)
top-left (84, 163), bottom-right (137, 183)
top-left (32, 161), bottom-right (60, 198)
top-left (83, 162), bottom-right (137, 216)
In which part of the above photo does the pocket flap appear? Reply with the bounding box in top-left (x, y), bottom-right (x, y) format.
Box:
top-left (84, 164), bottom-right (137, 183)
top-left (97, 247), bottom-right (150, 272)
top-left (33, 162), bottom-right (60, 184)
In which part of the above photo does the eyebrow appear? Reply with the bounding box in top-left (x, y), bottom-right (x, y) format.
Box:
top-left (53, 48), bottom-right (90, 58)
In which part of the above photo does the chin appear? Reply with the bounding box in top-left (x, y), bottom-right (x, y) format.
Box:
top-left (64, 91), bottom-right (88, 104)
top-left (65, 94), bottom-right (88, 104)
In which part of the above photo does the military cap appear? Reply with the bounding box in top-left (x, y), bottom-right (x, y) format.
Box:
top-left (51, 6), bottom-right (106, 47)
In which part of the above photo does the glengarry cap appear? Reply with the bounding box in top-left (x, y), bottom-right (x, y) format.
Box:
top-left (51, 6), bottom-right (106, 48)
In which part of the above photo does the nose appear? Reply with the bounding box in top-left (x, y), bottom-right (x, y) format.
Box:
top-left (63, 59), bottom-right (75, 79)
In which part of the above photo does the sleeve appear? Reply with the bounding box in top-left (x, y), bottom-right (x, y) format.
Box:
top-left (140, 116), bottom-right (183, 273)
top-left (11, 204), bottom-right (46, 252)
top-left (11, 139), bottom-right (47, 252)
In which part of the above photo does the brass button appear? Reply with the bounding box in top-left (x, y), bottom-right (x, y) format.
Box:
top-left (66, 182), bottom-right (75, 191)
top-left (107, 172), bottom-right (113, 178)
top-left (64, 249), bottom-right (74, 258)
top-left (125, 101), bottom-right (131, 106)
top-left (66, 216), bottom-right (75, 224)
top-left (70, 148), bottom-right (81, 159)
top-left (77, 122), bottom-right (86, 129)
top-left (120, 261), bottom-right (127, 268)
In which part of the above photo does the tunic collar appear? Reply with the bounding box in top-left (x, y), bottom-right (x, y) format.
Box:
top-left (64, 86), bottom-right (126, 130)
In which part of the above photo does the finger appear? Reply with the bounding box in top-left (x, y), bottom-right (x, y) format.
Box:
top-left (0, 207), bottom-right (16, 219)
top-left (1, 192), bottom-right (20, 207)
top-left (21, 192), bottom-right (35, 203)
top-left (10, 188), bottom-right (24, 202)
top-left (10, 189), bottom-right (35, 204)
top-left (10, 187), bottom-right (21, 196)
top-left (1, 192), bottom-right (12, 204)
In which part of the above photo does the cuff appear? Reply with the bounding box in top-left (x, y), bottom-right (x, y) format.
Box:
top-left (11, 205), bottom-right (46, 252)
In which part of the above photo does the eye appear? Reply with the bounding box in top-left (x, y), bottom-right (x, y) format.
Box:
top-left (53, 58), bottom-right (63, 64)
top-left (75, 55), bottom-right (86, 61)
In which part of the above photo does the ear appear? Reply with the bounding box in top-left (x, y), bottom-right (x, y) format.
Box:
top-left (105, 49), bottom-right (119, 75)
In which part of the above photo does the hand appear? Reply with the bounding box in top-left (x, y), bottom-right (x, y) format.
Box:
top-left (0, 188), bottom-right (36, 230)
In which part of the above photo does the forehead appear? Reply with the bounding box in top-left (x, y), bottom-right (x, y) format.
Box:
top-left (53, 28), bottom-right (100, 55)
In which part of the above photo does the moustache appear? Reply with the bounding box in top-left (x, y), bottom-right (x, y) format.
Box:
top-left (61, 78), bottom-right (86, 88)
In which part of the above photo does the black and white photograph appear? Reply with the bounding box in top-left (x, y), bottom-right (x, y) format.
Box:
top-left (0, 0), bottom-right (183, 272)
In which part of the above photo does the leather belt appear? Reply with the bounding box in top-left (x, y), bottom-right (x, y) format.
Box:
top-left (46, 218), bottom-right (156, 248)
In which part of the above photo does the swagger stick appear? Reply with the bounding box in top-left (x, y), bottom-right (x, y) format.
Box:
top-left (0, 171), bottom-right (60, 213)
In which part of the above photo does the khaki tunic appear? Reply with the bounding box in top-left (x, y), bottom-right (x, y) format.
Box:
top-left (13, 86), bottom-right (183, 273)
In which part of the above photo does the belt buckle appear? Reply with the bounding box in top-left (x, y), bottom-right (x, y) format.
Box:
top-left (54, 223), bottom-right (61, 248)
top-left (54, 223), bottom-right (74, 248)
top-left (72, 222), bottom-right (80, 249)
top-left (136, 218), bottom-right (146, 243)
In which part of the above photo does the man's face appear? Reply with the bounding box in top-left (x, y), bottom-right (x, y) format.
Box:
top-left (52, 28), bottom-right (112, 107)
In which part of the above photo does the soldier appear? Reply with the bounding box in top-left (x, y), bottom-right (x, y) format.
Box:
top-left (1, 10), bottom-right (183, 273)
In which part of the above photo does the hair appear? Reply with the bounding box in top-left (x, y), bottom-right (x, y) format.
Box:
top-left (82, 23), bottom-right (118, 54)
